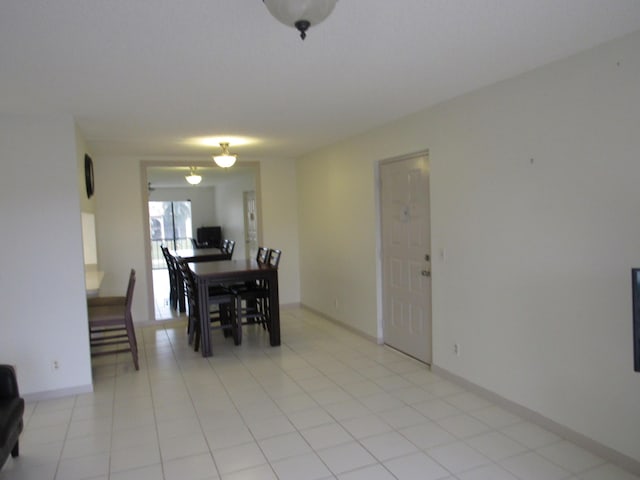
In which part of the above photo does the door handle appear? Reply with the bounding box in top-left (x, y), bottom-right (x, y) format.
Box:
top-left (421, 270), bottom-right (431, 277)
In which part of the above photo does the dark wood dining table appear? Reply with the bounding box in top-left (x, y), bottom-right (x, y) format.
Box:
top-left (171, 247), bottom-right (231, 263)
top-left (188, 259), bottom-right (280, 357)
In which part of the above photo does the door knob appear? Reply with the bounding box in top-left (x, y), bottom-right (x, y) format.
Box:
top-left (421, 270), bottom-right (431, 277)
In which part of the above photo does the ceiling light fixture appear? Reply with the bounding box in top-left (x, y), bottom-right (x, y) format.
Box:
top-left (185, 167), bottom-right (202, 185)
top-left (213, 142), bottom-right (237, 168)
top-left (263, 0), bottom-right (337, 40)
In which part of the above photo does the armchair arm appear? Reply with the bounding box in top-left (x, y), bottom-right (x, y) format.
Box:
top-left (0, 365), bottom-right (20, 399)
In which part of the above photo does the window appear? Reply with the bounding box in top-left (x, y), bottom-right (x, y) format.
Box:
top-left (149, 201), bottom-right (192, 268)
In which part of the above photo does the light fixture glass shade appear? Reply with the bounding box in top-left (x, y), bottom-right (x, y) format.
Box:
top-left (213, 155), bottom-right (236, 168)
top-left (185, 167), bottom-right (202, 185)
top-left (185, 174), bottom-right (202, 185)
top-left (264, 0), bottom-right (337, 38)
top-left (213, 142), bottom-right (237, 168)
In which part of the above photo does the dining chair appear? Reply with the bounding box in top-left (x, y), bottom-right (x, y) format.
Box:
top-left (87, 269), bottom-right (139, 370)
top-left (176, 258), bottom-right (240, 352)
top-left (226, 240), bottom-right (236, 257)
top-left (267, 249), bottom-right (282, 268)
top-left (225, 246), bottom-right (270, 298)
top-left (190, 238), bottom-right (209, 249)
top-left (233, 249), bottom-right (282, 333)
top-left (256, 246), bottom-right (270, 264)
top-left (161, 245), bottom-right (179, 310)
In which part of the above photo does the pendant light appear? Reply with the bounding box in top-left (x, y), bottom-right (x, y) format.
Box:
top-left (263, 0), bottom-right (337, 40)
top-left (213, 142), bottom-right (237, 168)
top-left (185, 167), bottom-right (202, 185)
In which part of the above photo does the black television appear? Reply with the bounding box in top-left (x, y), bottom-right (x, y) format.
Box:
top-left (631, 269), bottom-right (640, 371)
top-left (197, 226), bottom-right (222, 249)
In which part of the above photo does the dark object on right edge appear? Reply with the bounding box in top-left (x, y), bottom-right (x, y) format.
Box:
top-left (0, 364), bottom-right (24, 470)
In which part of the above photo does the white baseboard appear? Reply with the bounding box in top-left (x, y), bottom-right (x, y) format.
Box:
top-left (23, 383), bottom-right (93, 403)
top-left (432, 365), bottom-right (640, 476)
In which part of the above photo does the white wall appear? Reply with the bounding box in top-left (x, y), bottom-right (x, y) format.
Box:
top-left (297, 149), bottom-right (379, 336)
top-left (214, 175), bottom-right (256, 260)
top-left (94, 157), bottom-right (300, 324)
top-left (0, 114), bottom-right (93, 396)
top-left (297, 30), bottom-right (640, 462)
top-left (260, 158), bottom-right (301, 304)
top-left (94, 156), bottom-right (151, 324)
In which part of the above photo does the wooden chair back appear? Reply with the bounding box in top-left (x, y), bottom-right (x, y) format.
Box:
top-left (268, 249), bottom-right (282, 268)
top-left (256, 246), bottom-right (270, 264)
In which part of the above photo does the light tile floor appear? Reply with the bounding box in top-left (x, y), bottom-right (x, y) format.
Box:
top-left (2, 308), bottom-right (639, 480)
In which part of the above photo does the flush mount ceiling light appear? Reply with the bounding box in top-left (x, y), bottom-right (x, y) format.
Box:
top-left (213, 142), bottom-right (237, 168)
top-left (263, 0), bottom-right (337, 40)
top-left (185, 166), bottom-right (202, 185)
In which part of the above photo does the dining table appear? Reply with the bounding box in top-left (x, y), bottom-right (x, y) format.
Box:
top-left (189, 259), bottom-right (280, 357)
top-left (171, 247), bottom-right (231, 263)
top-left (170, 248), bottom-right (232, 311)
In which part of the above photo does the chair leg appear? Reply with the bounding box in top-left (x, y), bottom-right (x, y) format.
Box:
top-left (188, 315), bottom-right (196, 346)
top-left (194, 325), bottom-right (201, 352)
top-left (219, 304), bottom-right (232, 338)
top-left (125, 315), bottom-right (139, 370)
top-left (169, 275), bottom-right (178, 309)
top-left (11, 439), bottom-right (19, 457)
top-left (233, 296), bottom-right (242, 346)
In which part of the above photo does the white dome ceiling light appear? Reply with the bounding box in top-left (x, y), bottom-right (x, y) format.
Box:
top-left (263, 0), bottom-right (337, 40)
top-left (213, 142), bottom-right (237, 168)
top-left (185, 166), bottom-right (202, 185)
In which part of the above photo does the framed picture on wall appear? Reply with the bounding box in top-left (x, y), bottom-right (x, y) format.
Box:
top-left (631, 268), bottom-right (640, 372)
top-left (84, 154), bottom-right (94, 198)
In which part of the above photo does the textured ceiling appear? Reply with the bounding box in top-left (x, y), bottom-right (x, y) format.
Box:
top-left (2, 1), bottom-right (640, 160)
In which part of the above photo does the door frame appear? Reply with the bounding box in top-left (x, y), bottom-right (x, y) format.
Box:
top-left (140, 160), bottom-right (263, 321)
top-left (376, 149), bottom-right (431, 356)
top-left (243, 190), bottom-right (258, 260)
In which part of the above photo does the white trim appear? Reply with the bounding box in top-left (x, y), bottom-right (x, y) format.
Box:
top-left (432, 364), bottom-right (640, 476)
top-left (23, 384), bottom-right (93, 403)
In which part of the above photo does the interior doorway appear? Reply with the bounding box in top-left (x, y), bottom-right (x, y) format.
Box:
top-left (141, 161), bottom-right (262, 321)
top-left (380, 152), bottom-right (432, 364)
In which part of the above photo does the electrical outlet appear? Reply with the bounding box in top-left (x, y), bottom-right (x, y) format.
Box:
top-left (454, 344), bottom-right (460, 356)
top-left (51, 360), bottom-right (60, 371)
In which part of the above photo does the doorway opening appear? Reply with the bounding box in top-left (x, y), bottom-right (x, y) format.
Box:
top-left (141, 161), bottom-right (262, 321)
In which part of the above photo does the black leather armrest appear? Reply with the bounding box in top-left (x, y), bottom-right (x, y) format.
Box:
top-left (0, 365), bottom-right (19, 399)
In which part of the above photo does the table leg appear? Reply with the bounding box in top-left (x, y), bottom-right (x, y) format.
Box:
top-left (268, 271), bottom-right (280, 346)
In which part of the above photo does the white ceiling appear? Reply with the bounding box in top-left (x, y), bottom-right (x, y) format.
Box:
top-left (2, 1), bottom-right (640, 160)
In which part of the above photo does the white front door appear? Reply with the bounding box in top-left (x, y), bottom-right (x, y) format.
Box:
top-left (381, 154), bottom-right (432, 363)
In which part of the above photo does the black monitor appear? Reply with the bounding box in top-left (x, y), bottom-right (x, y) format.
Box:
top-left (197, 226), bottom-right (222, 249)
